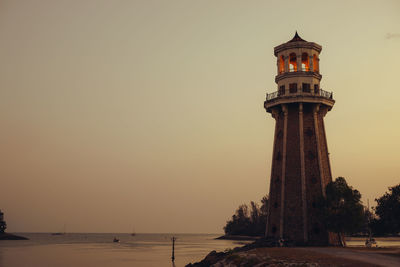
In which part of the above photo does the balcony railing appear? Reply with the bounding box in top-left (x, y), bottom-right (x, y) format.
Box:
top-left (319, 89), bottom-right (333, 99)
top-left (266, 91), bottom-right (279, 101)
top-left (265, 88), bottom-right (333, 101)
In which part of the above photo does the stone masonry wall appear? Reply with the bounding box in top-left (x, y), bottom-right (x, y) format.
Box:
top-left (266, 103), bottom-right (333, 245)
top-left (266, 107), bottom-right (284, 238)
top-left (283, 103), bottom-right (303, 241)
top-left (303, 104), bottom-right (329, 244)
top-left (318, 108), bottom-right (333, 187)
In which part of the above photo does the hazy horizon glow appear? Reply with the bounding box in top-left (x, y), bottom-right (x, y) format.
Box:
top-left (1, 0), bottom-right (399, 233)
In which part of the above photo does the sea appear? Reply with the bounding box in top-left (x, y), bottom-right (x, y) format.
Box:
top-left (1, 233), bottom-right (399, 267)
top-left (0, 233), bottom-right (247, 267)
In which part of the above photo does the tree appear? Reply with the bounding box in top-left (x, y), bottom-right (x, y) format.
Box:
top-left (249, 201), bottom-right (260, 235)
top-left (373, 183), bottom-right (400, 235)
top-left (317, 177), bottom-right (365, 246)
top-left (0, 210), bottom-right (6, 234)
top-left (223, 196), bottom-right (268, 236)
top-left (260, 196), bottom-right (268, 215)
top-left (223, 204), bottom-right (251, 236)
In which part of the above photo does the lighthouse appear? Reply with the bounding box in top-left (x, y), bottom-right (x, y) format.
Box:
top-left (264, 32), bottom-right (336, 245)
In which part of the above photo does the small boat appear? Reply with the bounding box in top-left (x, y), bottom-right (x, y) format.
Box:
top-left (365, 237), bottom-right (377, 247)
top-left (113, 237), bottom-right (119, 243)
top-left (51, 232), bottom-right (65, 236)
top-left (131, 228), bottom-right (136, 237)
top-left (51, 224), bottom-right (66, 235)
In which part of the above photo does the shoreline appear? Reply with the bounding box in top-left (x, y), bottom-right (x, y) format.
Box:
top-left (215, 235), bottom-right (261, 241)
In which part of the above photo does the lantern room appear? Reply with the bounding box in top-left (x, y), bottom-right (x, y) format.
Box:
top-left (274, 32), bottom-right (322, 96)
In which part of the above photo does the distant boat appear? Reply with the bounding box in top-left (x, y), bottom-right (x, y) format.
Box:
top-left (131, 227), bottom-right (136, 236)
top-left (365, 237), bottom-right (377, 247)
top-left (51, 232), bottom-right (64, 236)
top-left (51, 224), bottom-right (66, 235)
top-left (113, 237), bottom-right (119, 243)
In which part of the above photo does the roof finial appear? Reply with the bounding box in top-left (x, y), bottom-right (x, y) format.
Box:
top-left (288, 31), bottom-right (306, 43)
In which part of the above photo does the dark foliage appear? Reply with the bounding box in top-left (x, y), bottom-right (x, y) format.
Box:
top-left (372, 183), bottom-right (400, 235)
top-left (0, 210), bottom-right (6, 234)
top-left (317, 177), bottom-right (365, 245)
top-left (223, 196), bottom-right (268, 236)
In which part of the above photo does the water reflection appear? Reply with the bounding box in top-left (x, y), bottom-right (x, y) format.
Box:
top-left (1, 234), bottom-right (398, 266)
top-left (0, 233), bottom-right (244, 267)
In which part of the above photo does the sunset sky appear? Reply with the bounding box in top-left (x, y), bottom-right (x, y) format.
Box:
top-left (1, 0), bottom-right (399, 233)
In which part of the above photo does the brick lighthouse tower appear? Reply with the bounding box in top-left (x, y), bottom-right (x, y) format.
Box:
top-left (264, 32), bottom-right (335, 245)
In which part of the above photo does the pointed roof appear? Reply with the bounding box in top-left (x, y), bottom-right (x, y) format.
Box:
top-left (274, 32), bottom-right (321, 55)
top-left (288, 31), bottom-right (306, 43)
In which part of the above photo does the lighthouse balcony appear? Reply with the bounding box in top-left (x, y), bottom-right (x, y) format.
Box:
top-left (264, 88), bottom-right (335, 112)
top-left (266, 88), bottom-right (333, 100)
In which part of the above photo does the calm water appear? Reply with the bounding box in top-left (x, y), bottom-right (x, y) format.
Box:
top-left (0, 233), bottom-right (246, 267)
top-left (1, 234), bottom-right (399, 267)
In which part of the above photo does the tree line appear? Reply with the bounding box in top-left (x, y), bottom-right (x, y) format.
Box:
top-left (223, 196), bottom-right (268, 236)
top-left (224, 178), bottom-right (400, 239)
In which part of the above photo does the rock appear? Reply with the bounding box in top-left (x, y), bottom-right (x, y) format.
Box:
top-left (0, 233), bottom-right (29, 240)
top-left (186, 238), bottom-right (285, 266)
top-left (185, 250), bottom-right (226, 267)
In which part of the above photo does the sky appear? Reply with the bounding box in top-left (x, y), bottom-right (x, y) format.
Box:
top-left (1, 0), bottom-right (399, 234)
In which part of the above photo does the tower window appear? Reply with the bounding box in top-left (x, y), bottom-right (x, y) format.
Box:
top-left (289, 53), bottom-right (297, 72)
top-left (307, 151), bottom-right (315, 160)
top-left (279, 55), bottom-right (285, 74)
top-left (275, 151), bottom-right (282, 161)
top-left (314, 84), bottom-right (319, 94)
top-left (279, 85), bottom-right (285, 95)
top-left (302, 83), bottom-right (311, 93)
top-left (289, 83), bottom-right (297, 93)
top-left (312, 201), bottom-right (316, 208)
top-left (311, 176), bottom-right (317, 184)
top-left (305, 128), bottom-right (314, 137)
top-left (313, 54), bottom-right (319, 73)
top-left (301, 53), bottom-right (309, 71)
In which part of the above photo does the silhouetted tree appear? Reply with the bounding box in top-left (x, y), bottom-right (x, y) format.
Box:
top-left (223, 196), bottom-right (268, 236)
top-left (257, 196), bottom-right (268, 235)
top-left (370, 215), bottom-right (386, 236)
top-left (0, 210), bottom-right (6, 234)
top-left (373, 183), bottom-right (400, 235)
top-left (317, 177), bottom-right (364, 246)
top-left (223, 204), bottom-right (251, 235)
top-left (260, 196), bottom-right (268, 215)
top-left (361, 207), bottom-right (375, 236)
